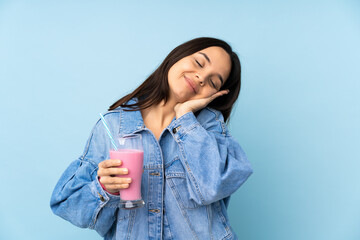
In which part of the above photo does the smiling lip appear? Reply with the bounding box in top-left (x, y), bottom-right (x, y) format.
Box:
top-left (184, 76), bottom-right (197, 93)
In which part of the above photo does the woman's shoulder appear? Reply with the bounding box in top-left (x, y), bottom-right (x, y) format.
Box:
top-left (196, 107), bottom-right (227, 134)
top-left (101, 107), bottom-right (122, 118)
top-left (94, 107), bottom-right (123, 130)
top-left (199, 107), bottom-right (224, 120)
top-left (103, 97), bottom-right (138, 114)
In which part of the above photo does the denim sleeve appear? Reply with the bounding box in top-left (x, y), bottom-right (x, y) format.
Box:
top-left (50, 114), bottom-right (120, 237)
top-left (168, 108), bottom-right (253, 206)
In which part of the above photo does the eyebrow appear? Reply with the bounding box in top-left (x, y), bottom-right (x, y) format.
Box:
top-left (198, 52), bottom-right (224, 86)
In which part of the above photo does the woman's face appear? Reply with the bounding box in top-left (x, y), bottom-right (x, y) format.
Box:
top-left (167, 46), bottom-right (232, 103)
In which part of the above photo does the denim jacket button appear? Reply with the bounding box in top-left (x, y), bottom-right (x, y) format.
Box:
top-left (149, 209), bottom-right (160, 213)
top-left (98, 192), bottom-right (106, 202)
top-left (172, 125), bottom-right (181, 134)
top-left (150, 172), bottom-right (160, 176)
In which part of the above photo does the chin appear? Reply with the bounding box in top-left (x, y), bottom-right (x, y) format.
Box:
top-left (187, 95), bottom-right (203, 101)
top-left (173, 92), bottom-right (193, 103)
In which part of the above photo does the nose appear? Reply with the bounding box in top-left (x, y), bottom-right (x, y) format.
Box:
top-left (195, 73), bottom-right (204, 86)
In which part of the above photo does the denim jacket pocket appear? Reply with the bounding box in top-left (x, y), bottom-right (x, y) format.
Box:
top-left (165, 157), bottom-right (201, 209)
top-left (117, 208), bottom-right (131, 221)
top-left (113, 208), bottom-right (137, 239)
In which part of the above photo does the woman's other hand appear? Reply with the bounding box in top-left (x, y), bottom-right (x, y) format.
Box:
top-left (97, 159), bottom-right (132, 194)
top-left (174, 89), bottom-right (229, 118)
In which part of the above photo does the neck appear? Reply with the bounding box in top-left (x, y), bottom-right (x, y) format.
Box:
top-left (141, 98), bottom-right (177, 128)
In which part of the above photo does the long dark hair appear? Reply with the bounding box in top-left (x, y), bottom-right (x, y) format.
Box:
top-left (109, 37), bottom-right (241, 123)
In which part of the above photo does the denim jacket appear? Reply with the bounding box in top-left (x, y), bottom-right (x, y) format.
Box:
top-left (50, 98), bottom-right (253, 240)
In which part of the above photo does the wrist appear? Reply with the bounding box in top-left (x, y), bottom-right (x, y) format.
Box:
top-left (175, 108), bottom-right (192, 119)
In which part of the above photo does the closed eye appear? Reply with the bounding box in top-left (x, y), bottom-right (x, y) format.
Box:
top-left (210, 79), bottom-right (217, 89)
top-left (195, 60), bottom-right (202, 68)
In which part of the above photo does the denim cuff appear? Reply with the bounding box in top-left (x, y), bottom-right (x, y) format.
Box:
top-left (167, 111), bottom-right (200, 140)
top-left (93, 176), bottom-right (120, 208)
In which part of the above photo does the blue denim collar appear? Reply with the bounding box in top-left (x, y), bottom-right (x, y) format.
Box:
top-left (118, 97), bottom-right (145, 135)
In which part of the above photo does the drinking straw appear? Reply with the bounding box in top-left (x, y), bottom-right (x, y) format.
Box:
top-left (99, 113), bottom-right (118, 150)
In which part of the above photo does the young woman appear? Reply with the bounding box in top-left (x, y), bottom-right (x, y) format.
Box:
top-left (50, 37), bottom-right (253, 240)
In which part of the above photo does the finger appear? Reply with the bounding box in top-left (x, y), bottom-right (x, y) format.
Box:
top-left (200, 91), bottom-right (226, 106)
top-left (221, 89), bottom-right (230, 94)
top-left (206, 90), bottom-right (227, 102)
top-left (105, 183), bottom-right (130, 190)
top-left (100, 176), bottom-right (132, 185)
top-left (98, 159), bottom-right (122, 169)
top-left (212, 89), bottom-right (229, 98)
top-left (97, 167), bottom-right (128, 177)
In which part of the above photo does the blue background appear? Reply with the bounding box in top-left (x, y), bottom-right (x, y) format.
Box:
top-left (0, 1), bottom-right (359, 239)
